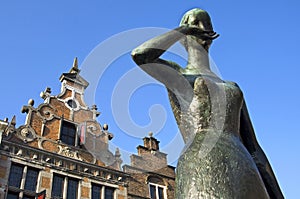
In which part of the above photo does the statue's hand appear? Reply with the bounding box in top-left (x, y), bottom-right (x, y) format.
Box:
top-left (180, 25), bottom-right (219, 40)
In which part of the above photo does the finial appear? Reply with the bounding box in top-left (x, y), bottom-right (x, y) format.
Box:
top-left (11, 115), bottom-right (16, 126)
top-left (103, 124), bottom-right (108, 131)
top-left (28, 99), bottom-right (34, 106)
top-left (149, 132), bottom-right (153, 137)
top-left (45, 87), bottom-right (51, 93)
top-left (73, 57), bottom-right (78, 69)
top-left (91, 105), bottom-right (100, 119)
top-left (91, 104), bottom-right (98, 110)
top-left (115, 148), bottom-right (121, 157)
top-left (40, 87), bottom-right (51, 100)
top-left (69, 57), bottom-right (80, 73)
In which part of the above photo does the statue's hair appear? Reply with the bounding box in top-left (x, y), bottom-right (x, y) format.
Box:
top-left (180, 8), bottom-right (213, 31)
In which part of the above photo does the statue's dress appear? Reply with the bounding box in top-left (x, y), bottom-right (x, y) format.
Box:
top-left (171, 76), bottom-right (270, 199)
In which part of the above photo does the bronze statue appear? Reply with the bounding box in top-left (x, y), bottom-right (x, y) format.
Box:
top-left (131, 8), bottom-right (284, 199)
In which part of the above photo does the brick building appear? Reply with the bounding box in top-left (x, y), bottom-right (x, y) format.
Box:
top-left (0, 58), bottom-right (175, 199)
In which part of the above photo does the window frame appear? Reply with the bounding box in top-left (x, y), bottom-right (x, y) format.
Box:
top-left (104, 186), bottom-right (115, 199)
top-left (66, 177), bottom-right (79, 199)
top-left (8, 163), bottom-right (23, 188)
top-left (7, 163), bottom-right (40, 199)
top-left (91, 183), bottom-right (102, 199)
top-left (51, 173), bottom-right (80, 199)
top-left (59, 120), bottom-right (78, 146)
top-left (91, 183), bottom-right (116, 199)
top-left (24, 167), bottom-right (39, 191)
top-left (148, 182), bottom-right (167, 199)
top-left (51, 174), bottom-right (65, 199)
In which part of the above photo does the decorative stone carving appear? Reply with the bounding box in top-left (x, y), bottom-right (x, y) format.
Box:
top-left (3, 116), bottom-right (16, 140)
top-left (91, 104), bottom-right (100, 119)
top-left (38, 104), bottom-right (57, 121)
top-left (58, 146), bottom-right (80, 159)
top-left (16, 125), bottom-right (36, 143)
top-left (40, 87), bottom-right (52, 102)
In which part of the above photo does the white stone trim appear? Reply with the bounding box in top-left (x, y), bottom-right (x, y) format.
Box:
top-left (50, 169), bottom-right (83, 180)
top-left (89, 179), bottom-right (119, 189)
top-left (11, 158), bottom-right (45, 170)
top-left (148, 182), bottom-right (168, 199)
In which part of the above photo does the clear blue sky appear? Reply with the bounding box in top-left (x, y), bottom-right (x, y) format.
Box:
top-left (0, 1), bottom-right (299, 198)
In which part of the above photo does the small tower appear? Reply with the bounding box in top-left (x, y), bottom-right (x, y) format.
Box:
top-left (123, 132), bottom-right (176, 199)
top-left (59, 57), bottom-right (89, 94)
top-left (124, 132), bottom-right (168, 172)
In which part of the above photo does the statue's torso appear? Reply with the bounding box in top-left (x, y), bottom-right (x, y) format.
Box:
top-left (169, 75), bottom-right (244, 143)
top-left (169, 75), bottom-right (270, 199)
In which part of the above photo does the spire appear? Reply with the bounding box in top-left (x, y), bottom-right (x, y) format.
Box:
top-left (73, 57), bottom-right (78, 68)
top-left (69, 57), bottom-right (80, 74)
top-left (10, 115), bottom-right (16, 126)
top-left (60, 58), bottom-right (89, 89)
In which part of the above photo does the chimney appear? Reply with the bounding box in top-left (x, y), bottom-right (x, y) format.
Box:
top-left (143, 132), bottom-right (159, 151)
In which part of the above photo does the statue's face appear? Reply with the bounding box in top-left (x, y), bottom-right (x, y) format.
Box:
top-left (187, 15), bottom-right (213, 33)
top-left (180, 9), bottom-right (215, 51)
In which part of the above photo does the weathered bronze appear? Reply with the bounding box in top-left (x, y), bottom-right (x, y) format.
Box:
top-left (132, 8), bottom-right (284, 199)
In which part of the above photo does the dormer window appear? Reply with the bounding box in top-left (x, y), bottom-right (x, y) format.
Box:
top-left (60, 120), bottom-right (77, 146)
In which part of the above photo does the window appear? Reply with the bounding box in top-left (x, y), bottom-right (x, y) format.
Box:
top-left (92, 184), bottom-right (101, 199)
top-left (149, 183), bottom-right (166, 199)
top-left (24, 168), bottom-right (39, 191)
top-left (67, 178), bottom-right (78, 199)
top-left (67, 99), bottom-right (77, 109)
top-left (7, 163), bottom-right (39, 199)
top-left (51, 174), bottom-right (64, 198)
top-left (8, 164), bottom-right (23, 187)
top-left (51, 174), bottom-right (79, 199)
top-left (60, 120), bottom-right (77, 146)
top-left (150, 185), bottom-right (156, 199)
top-left (104, 187), bottom-right (114, 199)
top-left (91, 183), bottom-right (115, 199)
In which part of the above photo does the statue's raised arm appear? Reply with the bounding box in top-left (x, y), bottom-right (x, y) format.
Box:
top-left (131, 11), bottom-right (219, 79)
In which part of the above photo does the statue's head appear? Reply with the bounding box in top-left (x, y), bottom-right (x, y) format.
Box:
top-left (180, 8), bottom-right (214, 32)
top-left (180, 8), bottom-right (217, 51)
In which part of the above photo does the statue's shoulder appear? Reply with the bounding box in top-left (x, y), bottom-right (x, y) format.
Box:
top-left (225, 80), bottom-right (240, 88)
top-left (224, 81), bottom-right (244, 98)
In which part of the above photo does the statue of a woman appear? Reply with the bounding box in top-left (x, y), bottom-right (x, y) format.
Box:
top-left (131, 8), bottom-right (284, 199)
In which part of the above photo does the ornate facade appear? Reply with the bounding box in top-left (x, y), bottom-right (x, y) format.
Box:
top-left (0, 58), bottom-right (175, 199)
